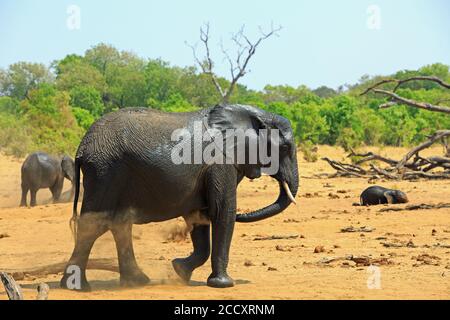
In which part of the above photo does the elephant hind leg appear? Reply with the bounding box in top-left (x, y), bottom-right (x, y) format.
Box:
top-left (30, 189), bottom-right (38, 207)
top-left (172, 224), bottom-right (211, 283)
top-left (111, 221), bottom-right (150, 287)
top-left (20, 184), bottom-right (28, 207)
top-left (60, 212), bottom-right (110, 291)
top-left (50, 179), bottom-right (64, 203)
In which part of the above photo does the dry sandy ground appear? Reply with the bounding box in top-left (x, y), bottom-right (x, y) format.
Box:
top-left (0, 146), bottom-right (449, 300)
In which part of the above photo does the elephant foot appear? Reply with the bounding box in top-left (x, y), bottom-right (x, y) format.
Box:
top-left (120, 270), bottom-right (150, 288)
top-left (207, 273), bottom-right (234, 288)
top-left (60, 273), bottom-right (91, 292)
top-left (172, 258), bottom-right (194, 283)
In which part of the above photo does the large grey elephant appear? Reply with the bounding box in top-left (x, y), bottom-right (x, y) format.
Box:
top-left (60, 104), bottom-right (299, 291)
top-left (20, 152), bottom-right (75, 207)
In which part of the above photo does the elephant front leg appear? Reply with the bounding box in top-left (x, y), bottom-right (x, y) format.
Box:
top-left (111, 222), bottom-right (150, 287)
top-left (207, 210), bottom-right (236, 288)
top-left (172, 224), bottom-right (210, 283)
top-left (206, 167), bottom-right (237, 288)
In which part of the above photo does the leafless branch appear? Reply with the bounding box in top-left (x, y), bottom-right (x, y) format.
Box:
top-left (395, 130), bottom-right (450, 170)
top-left (360, 76), bottom-right (450, 114)
top-left (374, 89), bottom-right (450, 114)
top-left (186, 23), bottom-right (226, 98)
top-left (361, 76), bottom-right (450, 96)
top-left (187, 22), bottom-right (282, 104)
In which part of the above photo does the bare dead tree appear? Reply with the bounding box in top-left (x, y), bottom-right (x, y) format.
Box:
top-left (360, 76), bottom-right (450, 114)
top-left (187, 22), bottom-right (282, 104)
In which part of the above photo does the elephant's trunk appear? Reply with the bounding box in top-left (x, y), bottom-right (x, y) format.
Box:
top-left (236, 158), bottom-right (299, 223)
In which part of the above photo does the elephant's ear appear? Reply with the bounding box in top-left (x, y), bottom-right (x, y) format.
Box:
top-left (384, 191), bottom-right (395, 204)
top-left (207, 104), bottom-right (266, 133)
top-left (207, 104), bottom-right (269, 178)
top-left (61, 155), bottom-right (75, 182)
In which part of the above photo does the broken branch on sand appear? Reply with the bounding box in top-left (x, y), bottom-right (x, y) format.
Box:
top-left (322, 130), bottom-right (450, 180)
top-left (378, 203), bottom-right (450, 212)
top-left (1, 258), bottom-right (119, 280)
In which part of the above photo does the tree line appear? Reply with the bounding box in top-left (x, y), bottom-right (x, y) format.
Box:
top-left (0, 43), bottom-right (449, 157)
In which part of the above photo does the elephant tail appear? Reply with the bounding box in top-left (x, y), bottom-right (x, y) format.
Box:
top-left (69, 158), bottom-right (81, 243)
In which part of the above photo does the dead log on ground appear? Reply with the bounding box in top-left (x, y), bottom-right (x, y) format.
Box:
top-left (0, 272), bottom-right (23, 300)
top-left (2, 258), bottom-right (119, 279)
top-left (378, 203), bottom-right (450, 212)
top-left (322, 130), bottom-right (450, 180)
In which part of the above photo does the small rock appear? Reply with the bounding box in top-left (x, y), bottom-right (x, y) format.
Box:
top-left (276, 245), bottom-right (292, 252)
top-left (244, 260), bottom-right (254, 267)
top-left (0, 233), bottom-right (10, 239)
top-left (267, 267), bottom-right (278, 271)
top-left (12, 272), bottom-right (25, 280)
top-left (314, 246), bottom-right (325, 253)
top-left (432, 229), bottom-right (438, 236)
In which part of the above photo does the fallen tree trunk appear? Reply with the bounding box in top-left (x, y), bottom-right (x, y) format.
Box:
top-left (2, 258), bottom-right (119, 280)
top-left (396, 130), bottom-right (450, 170)
top-left (322, 130), bottom-right (450, 180)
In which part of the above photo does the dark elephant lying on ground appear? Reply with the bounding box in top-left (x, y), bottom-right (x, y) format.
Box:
top-left (20, 152), bottom-right (75, 207)
top-left (60, 104), bottom-right (299, 291)
top-left (360, 185), bottom-right (408, 206)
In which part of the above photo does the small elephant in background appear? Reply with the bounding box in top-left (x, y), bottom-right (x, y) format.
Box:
top-left (20, 152), bottom-right (75, 207)
top-left (360, 185), bottom-right (408, 206)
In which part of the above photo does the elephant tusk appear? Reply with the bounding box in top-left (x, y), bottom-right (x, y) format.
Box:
top-left (282, 181), bottom-right (297, 205)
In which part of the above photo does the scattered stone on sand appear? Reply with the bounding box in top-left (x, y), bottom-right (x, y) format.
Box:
top-left (244, 260), bottom-right (254, 267)
top-left (423, 243), bottom-right (450, 249)
top-left (337, 190), bottom-right (348, 194)
top-left (314, 246), bottom-right (326, 253)
top-left (0, 233), bottom-right (10, 239)
top-left (283, 219), bottom-right (300, 223)
top-left (267, 267), bottom-right (278, 271)
top-left (328, 193), bottom-right (340, 199)
top-left (432, 229), bottom-right (438, 236)
top-left (381, 239), bottom-right (417, 248)
top-left (317, 254), bottom-right (393, 267)
top-left (412, 254), bottom-right (441, 266)
top-left (12, 272), bottom-right (24, 281)
top-left (323, 183), bottom-right (334, 188)
top-left (276, 245), bottom-right (292, 252)
top-left (340, 226), bottom-right (375, 233)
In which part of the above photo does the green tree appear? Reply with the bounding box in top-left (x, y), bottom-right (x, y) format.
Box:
top-left (69, 86), bottom-right (104, 116)
top-left (0, 62), bottom-right (53, 99)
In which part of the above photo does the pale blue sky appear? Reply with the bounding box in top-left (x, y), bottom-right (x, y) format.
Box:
top-left (0, 0), bottom-right (449, 90)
